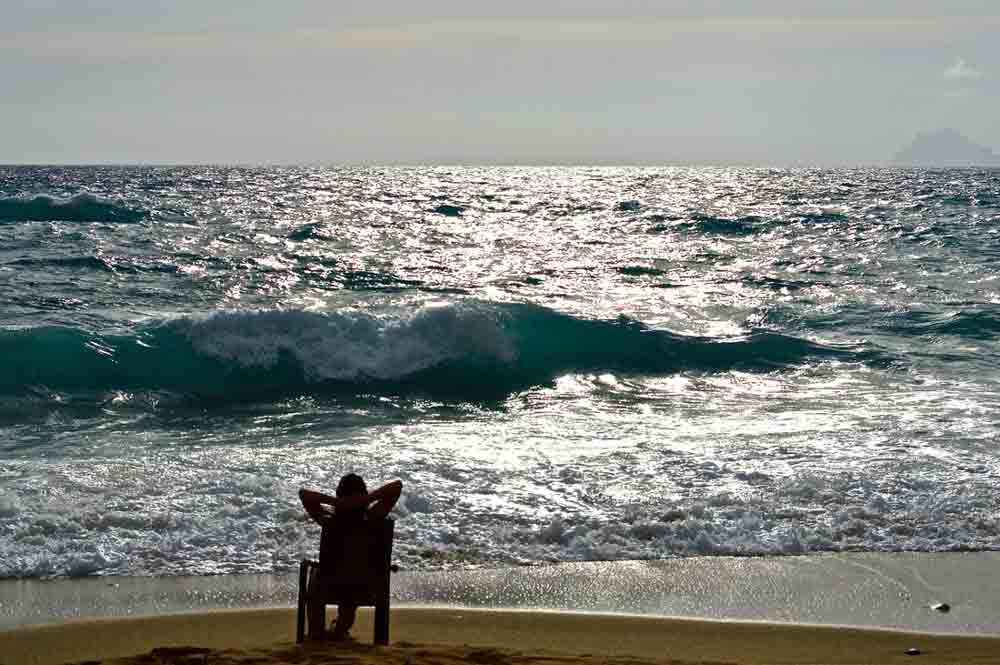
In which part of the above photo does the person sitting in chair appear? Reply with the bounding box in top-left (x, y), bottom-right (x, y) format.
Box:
top-left (299, 475), bottom-right (402, 640)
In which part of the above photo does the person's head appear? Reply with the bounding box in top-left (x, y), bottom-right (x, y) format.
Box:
top-left (336, 473), bottom-right (367, 499)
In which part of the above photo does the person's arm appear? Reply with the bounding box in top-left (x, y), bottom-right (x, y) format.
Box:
top-left (298, 480), bottom-right (403, 524)
top-left (366, 480), bottom-right (403, 520)
top-left (298, 488), bottom-right (335, 525)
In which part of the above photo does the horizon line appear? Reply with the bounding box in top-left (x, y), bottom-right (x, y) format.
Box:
top-left (4, 161), bottom-right (999, 169)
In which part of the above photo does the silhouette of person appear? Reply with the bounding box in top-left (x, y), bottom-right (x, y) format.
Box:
top-left (299, 475), bottom-right (402, 640)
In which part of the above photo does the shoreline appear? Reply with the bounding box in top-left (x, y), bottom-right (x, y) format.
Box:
top-left (5, 552), bottom-right (1000, 664)
top-left (5, 606), bottom-right (1000, 665)
top-left (4, 552), bottom-right (1000, 635)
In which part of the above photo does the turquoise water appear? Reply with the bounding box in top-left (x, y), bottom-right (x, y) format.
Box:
top-left (1, 166), bottom-right (998, 578)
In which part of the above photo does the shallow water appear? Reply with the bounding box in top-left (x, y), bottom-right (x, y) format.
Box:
top-left (1, 166), bottom-right (999, 578)
top-left (5, 553), bottom-right (1000, 635)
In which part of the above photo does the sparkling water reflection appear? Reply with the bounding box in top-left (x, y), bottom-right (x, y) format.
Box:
top-left (0, 166), bottom-right (998, 577)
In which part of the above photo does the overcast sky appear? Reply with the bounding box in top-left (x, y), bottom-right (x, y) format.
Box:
top-left (2, 1), bottom-right (997, 165)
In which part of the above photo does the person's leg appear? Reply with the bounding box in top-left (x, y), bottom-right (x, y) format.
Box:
top-left (331, 604), bottom-right (357, 640)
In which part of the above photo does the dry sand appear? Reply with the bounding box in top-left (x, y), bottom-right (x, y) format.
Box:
top-left (3, 607), bottom-right (1000, 665)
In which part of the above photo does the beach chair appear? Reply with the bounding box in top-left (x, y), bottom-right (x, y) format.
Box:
top-left (296, 518), bottom-right (395, 645)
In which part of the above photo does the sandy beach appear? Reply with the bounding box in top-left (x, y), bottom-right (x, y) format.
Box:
top-left (4, 606), bottom-right (1000, 665)
top-left (5, 554), bottom-right (1000, 665)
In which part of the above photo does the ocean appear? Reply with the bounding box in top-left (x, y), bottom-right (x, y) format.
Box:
top-left (1, 165), bottom-right (998, 580)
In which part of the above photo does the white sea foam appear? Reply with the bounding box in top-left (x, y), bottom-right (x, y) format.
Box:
top-left (0, 493), bottom-right (19, 518)
top-left (171, 304), bottom-right (516, 381)
top-left (3, 444), bottom-right (999, 579)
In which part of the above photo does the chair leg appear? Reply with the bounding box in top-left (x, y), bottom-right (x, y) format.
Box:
top-left (308, 595), bottom-right (326, 642)
top-left (296, 562), bottom-right (308, 644)
top-left (304, 563), bottom-right (325, 643)
top-left (374, 600), bottom-right (389, 646)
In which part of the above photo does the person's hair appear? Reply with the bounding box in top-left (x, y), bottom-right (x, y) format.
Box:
top-left (336, 473), bottom-right (367, 499)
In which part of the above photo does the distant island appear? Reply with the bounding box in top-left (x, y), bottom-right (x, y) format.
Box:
top-left (894, 129), bottom-right (1000, 166)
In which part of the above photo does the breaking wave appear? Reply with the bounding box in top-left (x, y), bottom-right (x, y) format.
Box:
top-left (0, 302), bottom-right (870, 403)
top-left (0, 193), bottom-right (145, 223)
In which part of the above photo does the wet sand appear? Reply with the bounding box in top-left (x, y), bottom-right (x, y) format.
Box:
top-left (4, 607), bottom-right (1000, 665)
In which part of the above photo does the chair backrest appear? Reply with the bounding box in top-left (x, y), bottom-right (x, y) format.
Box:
top-left (318, 517), bottom-right (394, 596)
